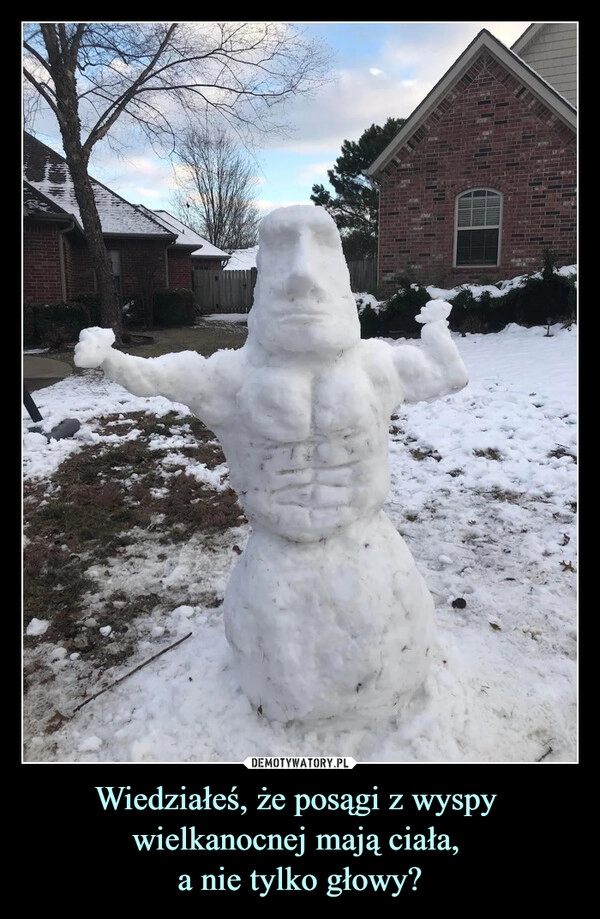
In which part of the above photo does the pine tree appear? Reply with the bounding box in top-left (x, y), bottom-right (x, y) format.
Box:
top-left (311, 117), bottom-right (404, 259)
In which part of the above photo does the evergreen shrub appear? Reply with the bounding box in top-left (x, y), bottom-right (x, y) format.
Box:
top-left (23, 304), bottom-right (37, 348)
top-left (359, 257), bottom-right (577, 338)
top-left (152, 289), bottom-right (196, 327)
top-left (359, 278), bottom-right (429, 338)
top-left (23, 296), bottom-right (101, 349)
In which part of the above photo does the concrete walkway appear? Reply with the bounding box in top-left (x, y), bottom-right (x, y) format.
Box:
top-left (23, 354), bottom-right (73, 394)
top-left (23, 356), bottom-right (83, 438)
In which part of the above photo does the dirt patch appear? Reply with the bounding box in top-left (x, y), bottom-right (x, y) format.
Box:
top-left (23, 410), bottom-right (247, 681)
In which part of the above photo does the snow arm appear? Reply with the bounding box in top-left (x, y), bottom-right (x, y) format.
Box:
top-left (390, 300), bottom-right (468, 404)
top-left (74, 327), bottom-right (237, 426)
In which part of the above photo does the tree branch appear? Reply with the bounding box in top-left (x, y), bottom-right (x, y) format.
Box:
top-left (72, 631), bottom-right (193, 714)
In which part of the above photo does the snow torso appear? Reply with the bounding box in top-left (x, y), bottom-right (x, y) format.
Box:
top-left (212, 341), bottom-right (401, 541)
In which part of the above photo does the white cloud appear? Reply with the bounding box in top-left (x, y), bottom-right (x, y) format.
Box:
top-left (256, 198), bottom-right (311, 213)
top-left (24, 21), bottom-right (535, 214)
top-left (298, 161), bottom-right (332, 182)
top-left (262, 21), bottom-right (531, 156)
top-left (484, 20), bottom-right (532, 46)
top-left (89, 152), bottom-right (177, 206)
top-left (263, 67), bottom-right (426, 154)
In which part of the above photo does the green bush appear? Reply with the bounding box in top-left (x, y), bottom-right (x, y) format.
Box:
top-left (356, 301), bottom-right (384, 339)
top-left (447, 288), bottom-right (490, 334)
top-left (23, 298), bottom-right (99, 349)
top-left (69, 294), bottom-right (103, 326)
top-left (359, 278), bottom-right (429, 338)
top-left (449, 273), bottom-right (576, 334)
top-left (23, 288), bottom-right (199, 346)
top-left (448, 288), bottom-right (513, 334)
top-left (23, 304), bottom-right (37, 348)
top-left (152, 288), bottom-right (196, 327)
top-left (359, 259), bottom-right (577, 338)
top-left (509, 273), bottom-right (576, 327)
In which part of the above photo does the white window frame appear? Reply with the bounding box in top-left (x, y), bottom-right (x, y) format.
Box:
top-left (454, 189), bottom-right (502, 267)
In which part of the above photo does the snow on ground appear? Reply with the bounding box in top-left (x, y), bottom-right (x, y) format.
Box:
top-left (22, 317), bottom-right (577, 764)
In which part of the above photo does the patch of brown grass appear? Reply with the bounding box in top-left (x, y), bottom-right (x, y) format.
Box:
top-left (23, 410), bottom-right (246, 675)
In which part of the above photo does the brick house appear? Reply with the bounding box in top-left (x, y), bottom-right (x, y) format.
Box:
top-left (23, 131), bottom-right (226, 307)
top-left (365, 23), bottom-right (577, 292)
top-left (139, 208), bottom-right (231, 279)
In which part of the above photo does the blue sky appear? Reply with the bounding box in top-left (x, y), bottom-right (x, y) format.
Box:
top-left (26, 21), bottom-right (533, 216)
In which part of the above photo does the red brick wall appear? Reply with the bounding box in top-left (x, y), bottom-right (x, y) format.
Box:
top-left (25, 228), bottom-right (202, 307)
top-left (377, 53), bottom-right (577, 292)
top-left (167, 249), bottom-right (194, 289)
top-left (23, 222), bottom-right (65, 306)
top-left (114, 240), bottom-right (169, 299)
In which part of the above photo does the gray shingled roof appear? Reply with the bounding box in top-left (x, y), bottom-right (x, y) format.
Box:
top-left (138, 207), bottom-right (229, 260)
top-left (149, 209), bottom-right (231, 261)
top-left (23, 179), bottom-right (82, 225)
top-left (23, 132), bottom-right (176, 240)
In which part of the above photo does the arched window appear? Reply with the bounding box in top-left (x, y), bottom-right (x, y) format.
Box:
top-left (455, 189), bottom-right (502, 266)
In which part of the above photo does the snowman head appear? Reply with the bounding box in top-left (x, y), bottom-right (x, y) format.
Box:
top-left (247, 205), bottom-right (361, 356)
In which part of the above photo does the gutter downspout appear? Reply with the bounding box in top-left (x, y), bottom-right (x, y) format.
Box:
top-left (58, 219), bottom-right (75, 301)
top-left (363, 169), bottom-right (381, 292)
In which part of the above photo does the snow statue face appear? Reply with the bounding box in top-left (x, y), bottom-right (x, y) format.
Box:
top-left (247, 204), bottom-right (361, 356)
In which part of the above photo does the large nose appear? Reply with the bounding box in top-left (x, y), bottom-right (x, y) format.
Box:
top-left (285, 230), bottom-right (320, 297)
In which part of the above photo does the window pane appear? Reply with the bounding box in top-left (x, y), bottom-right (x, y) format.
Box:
top-left (108, 250), bottom-right (122, 296)
top-left (458, 191), bottom-right (501, 228)
top-left (456, 228), bottom-right (499, 265)
top-left (471, 203), bottom-right (486, 226)
top-left (483, 229), bottom-right (499, 261)
top-left (108, 250), bottom-right (121, 274)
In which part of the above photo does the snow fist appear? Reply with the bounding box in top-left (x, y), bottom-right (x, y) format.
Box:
top-left (416, 299), bottom-right (452, 324)
top-left (74, 327), bottom-right (116, 368)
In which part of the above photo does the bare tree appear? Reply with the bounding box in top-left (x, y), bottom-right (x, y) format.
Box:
top-left (23, 22), bottom-right (330, 337)
top-left (171, 125), bottom-right (260, 250)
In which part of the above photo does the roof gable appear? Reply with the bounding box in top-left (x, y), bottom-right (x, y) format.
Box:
top-left (23, 132), bottom-right (176, 240)
top-left (511, 23), bottom-right (545, 53)
top-left (366, 28), bottom-right (576, 179)
top-left (511, 22), bottom-right (577, 107)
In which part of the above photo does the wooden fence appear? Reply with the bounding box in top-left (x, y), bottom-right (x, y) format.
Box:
top-left (193, 260), bottom-right (378, 314)
top-left (193, 268), bottom-right (257, 314)
top-left (346, 259), bottom-right (378, 294)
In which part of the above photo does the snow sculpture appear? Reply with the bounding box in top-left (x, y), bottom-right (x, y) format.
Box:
top-left (74, 205), bottom-right (468, 724)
